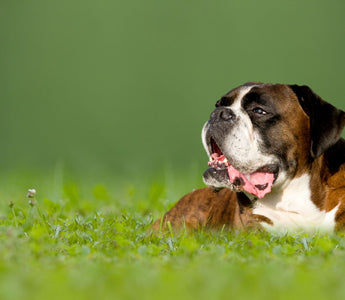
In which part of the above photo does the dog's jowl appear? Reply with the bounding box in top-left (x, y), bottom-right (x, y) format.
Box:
top-left (153, 83), bottom-right (345, 232)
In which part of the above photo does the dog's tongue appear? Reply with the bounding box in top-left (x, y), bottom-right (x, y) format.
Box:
top-left (227, 165), bottom-right (274, 198)
top-left (211, 154), bottom-right (274, 198)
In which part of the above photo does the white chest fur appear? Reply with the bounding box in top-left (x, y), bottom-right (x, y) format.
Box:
top-left (253, 174), bottom-right (339, 232)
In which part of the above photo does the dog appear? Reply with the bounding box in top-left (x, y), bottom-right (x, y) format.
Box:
top-left (152, 82), bottom-right (345, 232)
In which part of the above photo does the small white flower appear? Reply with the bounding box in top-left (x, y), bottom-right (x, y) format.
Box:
top-left (27, 189), bottom-right (36, 198)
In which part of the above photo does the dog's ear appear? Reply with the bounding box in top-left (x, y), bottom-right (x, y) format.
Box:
top-left (289, 84), bottom-right (345, 158)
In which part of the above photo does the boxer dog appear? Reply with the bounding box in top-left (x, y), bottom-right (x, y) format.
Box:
top-left (153, 83), bottom-right (345, 232)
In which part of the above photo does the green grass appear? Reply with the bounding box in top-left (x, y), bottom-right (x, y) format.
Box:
top-left (1, 169), bottom-right (345, 300)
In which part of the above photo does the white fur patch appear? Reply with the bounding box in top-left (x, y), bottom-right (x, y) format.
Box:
top-left (201, 85), bottom-right (255, 157)
top-left (253, 174), bottom-right (339, 232)
top-left (219, 86), bottom-right (278, 173)
top-left (201, 122), bottom-right (209, 159)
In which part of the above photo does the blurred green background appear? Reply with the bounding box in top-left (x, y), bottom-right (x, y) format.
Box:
top-left (1, 0), bottom-right (345, 175)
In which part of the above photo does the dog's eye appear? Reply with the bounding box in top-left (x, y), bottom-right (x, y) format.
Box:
top-left (253, 107), bottom-right (267, 115)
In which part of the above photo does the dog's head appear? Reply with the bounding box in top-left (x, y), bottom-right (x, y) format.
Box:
top-left (202, 83), bottom-right (345, 198)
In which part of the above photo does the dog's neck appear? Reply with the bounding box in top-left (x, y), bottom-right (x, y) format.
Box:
top-left (254, 173), bottom-right (313, 210)
top-left (250, 153), bottom-right (342, 231)
top-left (251, 138), bottom-right (345, 209)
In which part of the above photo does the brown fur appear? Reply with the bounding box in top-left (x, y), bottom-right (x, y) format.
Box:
top-left (152, 187), bottom-right (268, 231)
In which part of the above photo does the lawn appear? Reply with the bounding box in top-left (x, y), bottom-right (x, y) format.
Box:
top-left (0, 168), bottom-right (345, 300)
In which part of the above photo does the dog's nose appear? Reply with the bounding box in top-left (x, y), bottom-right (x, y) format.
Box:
top-left (209, 107), bottom-right (235, 123)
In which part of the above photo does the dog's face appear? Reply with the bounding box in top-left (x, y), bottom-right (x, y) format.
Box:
top-left (202, 83), bottom-right (345, 198)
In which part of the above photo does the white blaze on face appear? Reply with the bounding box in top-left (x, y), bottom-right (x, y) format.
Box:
top-left (220, 86), bottom-right (276, 173)
top-left (201, 86), bottom-right (254, 159)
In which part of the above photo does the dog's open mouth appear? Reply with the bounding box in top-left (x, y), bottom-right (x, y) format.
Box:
top-left (207, 138), bottom-right (278, 198)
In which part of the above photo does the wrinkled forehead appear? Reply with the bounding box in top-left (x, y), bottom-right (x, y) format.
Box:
top-left (217, 83), bottom-right (296, 109)
top-left (216, 83), bottom-right (259, 107)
